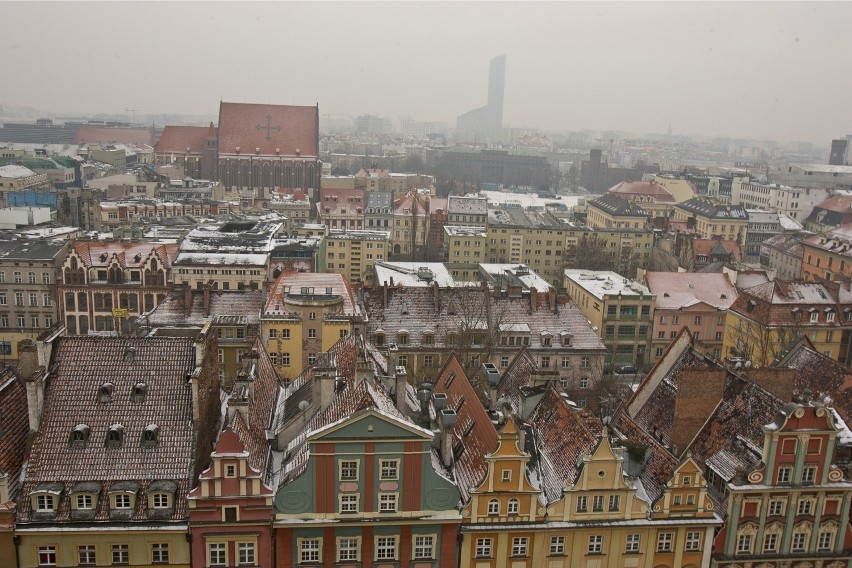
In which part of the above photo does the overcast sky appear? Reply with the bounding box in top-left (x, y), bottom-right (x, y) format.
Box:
top-left (1, 1), bottom-right (850, 144)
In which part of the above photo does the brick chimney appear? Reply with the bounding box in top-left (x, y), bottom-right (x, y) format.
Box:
top-left (746, 368), bottom-right (796, 402)
top-left (433, 280), bottom-right (440, 312)
top-left (203, 281), bottom-right (212, 318)
top-left (671, 369), bottom-right (726, 456)
top-left (548, 287), bottom-right (557, 313)
top-left (19, 340), bottom-right (44, 432)
top-left (184, 284), bottom-right (193, 317)
top-left (530, 287), bottom-right (538, 311)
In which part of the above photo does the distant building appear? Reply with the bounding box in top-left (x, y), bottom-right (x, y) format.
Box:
top-left (731, 177), bottom-right (828, 221)
top-left (438, 147), bottom-right (551, 189)
top-left (324, 229), bottom-right (390, 284)
top-left (762, 233), bottom-right (805, 280)
top-left (800, 224), bottom-right (852, 282)
top-left (804, 195), bottom-right (852, 233)
top-left (674, 198), bottom-right (749, 243)
top-left (447, 194), bottom-right (487, 227)
top-left (456, 55), bottom-right (506, 142)
top-left (586, 193), bottom-right (650, 230)
top-left (829, 138), bottom-right (848, 165)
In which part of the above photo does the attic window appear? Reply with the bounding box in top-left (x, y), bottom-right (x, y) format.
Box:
top-left (98, 382), bottom-right (114, 403)
top-left (100, 253), bottom-right (108, 262)
top-left (70, 424), bottom-right (90, 449)
top-left (130, 382), bottom-right (147, 403)
top-left (445, 372), bottom-right (456, 387)
top-left (106, 424), bottom-right (125, 448)
top-left (141, 424), bottom-right (159, 448)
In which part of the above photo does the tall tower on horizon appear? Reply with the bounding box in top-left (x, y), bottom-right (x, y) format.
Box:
top-left (456, 54), bottom-right (506, 143)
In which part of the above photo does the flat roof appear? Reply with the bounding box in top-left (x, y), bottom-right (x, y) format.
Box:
top-left (564, 269), bottom-right (652, 300)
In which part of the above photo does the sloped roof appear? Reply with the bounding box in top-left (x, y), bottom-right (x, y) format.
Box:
top-left (730, 280), bottom-right (841, 326)
top-left (645, 272), bottom-right (737, 310)
top-left (0, 164), bottom-right (38, 178)
top-left (217, 102), bottom-right (318, 156)
top-left (155, 125), bottom-right (214, 155)
top-left (527, 386), bottom-right (599, 503)
top-left (692, 239), bottom-right (741, 262)
top-left (147, 289), bottom-right (263, 328)
top-left (431, 354), bottom-right (498, 503)
top-left (74, 126), bottom-right (154, 146)
top-left (0, 368), bottom-right (28, 502)
top-left (608, 180), bottom-right (677, 204)
top-left (677, 198), bottom-right (749, 220)
top-left (18, 337), bottom-right (198, 524)
top-left (70, 241), bottom-right (177, 269)
top-left (588, 192), bottom-right (650, 217)
top-left (264, 271), bottom-right (360, 318)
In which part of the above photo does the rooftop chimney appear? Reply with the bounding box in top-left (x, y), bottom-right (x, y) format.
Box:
top-left (439, 409), bottom-right (458, 467)
top-left (184, 284), bottom-right (193, 317)
top-left (530, 287), bottom-right (538, 311)
top-left (671, 369), bottom-right (726, 456)
top-left (433, 280), bottom-right (440, 312)
top-left (483, 363), bottom-right (501, 409)
top-left (19, 340), bottom-right (44, 432)
top-left (548, 287), bottom-right (557, 313)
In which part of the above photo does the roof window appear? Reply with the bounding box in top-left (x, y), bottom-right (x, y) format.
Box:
top-left (70, 424), bottom-right (90, 449)
top-left (130, 382), bottom-right (147, 403)
top-left (141, 424), bottom-right (159, 448)
top-left (98, 382), bottom-right (114, 403)
top-left (106, 424), bottom-right (125, 448)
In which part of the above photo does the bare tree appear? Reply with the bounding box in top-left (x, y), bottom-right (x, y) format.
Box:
top-left (445, 287), bottom-right (510, 379)
top-left (725, 316), bottom-right (797, 367)
top-left (566, 233), bottom-right (610, 271)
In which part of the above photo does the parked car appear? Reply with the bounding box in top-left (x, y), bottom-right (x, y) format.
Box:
top-left (615, 365), bottom-right (637, 375)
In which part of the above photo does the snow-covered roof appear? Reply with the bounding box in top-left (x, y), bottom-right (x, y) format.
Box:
top-left (174, 252), bottom-right (268, 266)
top-left (564, 270), bottom-right (652, 300)
top-left (0, 164), bottom-right (38, 178)
top-left (373, 261), bottom-right (457, 287)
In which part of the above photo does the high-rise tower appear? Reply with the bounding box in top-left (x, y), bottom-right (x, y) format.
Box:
top-left (456, 55), bottom-right (506, 142)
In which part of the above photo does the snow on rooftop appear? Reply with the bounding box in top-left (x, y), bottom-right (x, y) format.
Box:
top-left (373, 261), bottom-right (457, 287)
top-left (0, 164), bottom-right (38, 178)
top-left (564, 269), bottom-right (651, 300)
top-left (481, 190), bottom-right (582, 210)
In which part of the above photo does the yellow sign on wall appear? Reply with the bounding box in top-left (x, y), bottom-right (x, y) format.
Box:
top-left (112, 308), bottom-right (129, 318)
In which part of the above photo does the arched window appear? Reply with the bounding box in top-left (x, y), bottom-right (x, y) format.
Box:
top-left (487, 499), bottom-right (499, 515)
top-left (141, 424), bottom-right (159, 448)
top-left (295, 164), bottom-right (303, 188)
top-left (230, 161), bottom-right (239, 187)
top-left (307, 164), bottom-right (315, 188)
top-left (106, 424), bottom-right (124, 448)
top-left (98, 382), bottom-right (114, 403)
top-left (218, 162), bottom-right (226, 183)
top-left (70, 424), bottom-right (90, 449)
top-left (241, 162), bottom-right (250, 187)
top-left (273, 163), bottom-right (281, 188)
top-left (507, 499), bottom-right (520, 515)
top-left (284, 164), bottom-right (292, 188)
top-left (262, 163), bottom-right (271, 188)
top-left (252, 162), bottom-right (260, 189)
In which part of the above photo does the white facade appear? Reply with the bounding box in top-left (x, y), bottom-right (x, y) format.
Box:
top-left (731, 177), bottom-right (829, 220)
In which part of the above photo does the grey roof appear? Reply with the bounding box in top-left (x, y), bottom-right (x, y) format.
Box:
top-left (0, 238), bottom-right (67, 261)
top-left (587, 193), bottom-right (650, 217)
top-left (677, 198), bottom-right (749, 220)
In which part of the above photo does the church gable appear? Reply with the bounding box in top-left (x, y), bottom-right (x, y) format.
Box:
top-left (308, 408), bottom-right (432, 442)
top-left (217, 102), bottom-right (318, 157)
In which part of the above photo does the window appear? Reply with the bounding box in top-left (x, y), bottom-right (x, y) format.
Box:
top-left (13, 271), bottom-right (21, 283)
top-left (777, 466), bottom-right (791, 484)
top-left (487, 499), bottom-right (499, 515)
top-left (576, 495), bottom-right (587, 512)
top-left (308, 312), bottom-right (316, 320)
top-left (502, 469), bottom-right (511, 482)
top-left (112, 544), bottom-right (129, 565)
top-left (152, 493), bottom-right (169, 509)
top-left (541, 356), bottom-right (550, 368)
top-left (340, 494), bottom-right (358, 513)
top-left (763, 533), bottom-right (777, 552)
top-left (592, 495), bottom-right (604, 511)
top-left (339, 460), bottom-right (358, 480)
top-left (768, 499), bottom-right (783, 516)
top-left (308, 328), bottom-right (317, 338)
top-left (657, 532), bottom-right (673, 552)
top-left (475, 537), bottom-right (493, 558)
top-left (625, 534), bottom-right (640, 553)
top-left (379, 493), bottom-right (397, 512)
top-left (78, 545), bottom-right (96, 565)
top-left (29, 292), bottom-right (38, 306)
top-left (588, 535), bottom-right (603, 554)
top-left (300, 539), bottom-right (321, 563)
top-left (152, 543), bottom-right (169, 564)
top-left (226, 464), bottom-right (236, 477)
top-left (376, 536), bottom-right (397, 560)
top-left (507, 498), bottom-right (519, 515)
top-left (791, 532), bottom-right (807, 551)
top-left (550, 536), bottom-right (565, 555)
top-left (238, 542), bottom-right (255, 566)
top-left (269, 328), bottom-right (278, 339)
top-left (685, 531), bottom-right (701, 552)
top-left (500, 356), bottom-right (509, 367)
top-left (802, 465), bottom-right (816, 483)
top-left (282, 328), bottom-right (290, 338)
top-left (736, 534), bottom-right (752, 554)
top-left (380, 459), bottom-right (398, 480)
top-left (817, 531), bottom-right (833, 551)
top-left (15, 292), bottom-right (23, 306)
top-left (608, 494), bottom-right (620, 511)
top-left (36, 494), bottom-right (55, 511)
top-left (224, 507), bottom-right (237, 522)
top-left (38, 546), bottom-right (56, 567)
top-left (338, 538), bottom-right (359, 562)
top-left (582, 356), bottom-right (590, 368)
top-left (511, 537), bottom-right (529, 557)
top-left (282, 353), bottom-right (290, 366)
top-left (77, 494), bottom-right (93, 509)
top-left (413, 535), bottom-right (434, 560)
top-left (798, 499), bottom-right (813, 515)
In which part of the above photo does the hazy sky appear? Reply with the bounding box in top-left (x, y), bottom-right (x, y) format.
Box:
top-left (2, 1), bottom-right (850, 144)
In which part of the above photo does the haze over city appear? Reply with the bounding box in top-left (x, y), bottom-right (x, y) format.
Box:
top-left (2, 1), bottom-right (851, 144)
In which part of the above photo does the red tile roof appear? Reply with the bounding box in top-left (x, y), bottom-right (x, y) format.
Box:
top-left (155, 125), bottom-right (214, 155)
top-left (0, 368), bottom-right (29, 503)
top-left (692, 238), bottom-right (741, 262)
top-left (432, 354), bottom-right (498, 503)
top-left (813, 195), bottom-right (852, 214)
top-left (17, 337), bottom-right (199, 524)
top-left (74, 126), bottom-right (154, 146)
top-left (217, 102), bottom-right (318, 156)
top-left (608, 180), bottom-right (677, 204)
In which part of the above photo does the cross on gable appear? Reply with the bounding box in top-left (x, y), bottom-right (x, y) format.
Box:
top-left (256, 114), bottom-right (282, 141)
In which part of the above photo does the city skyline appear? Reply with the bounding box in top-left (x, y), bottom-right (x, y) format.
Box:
top-left (1, 2), bottom-right (851, 145)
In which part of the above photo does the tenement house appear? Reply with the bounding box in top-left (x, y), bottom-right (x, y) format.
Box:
top-left (673, 198), bottom-right (749, 243)
top-left (486, 205), bottom-right (566, 287)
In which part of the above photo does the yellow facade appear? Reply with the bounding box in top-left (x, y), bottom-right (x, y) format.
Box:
top-left (460, 423), bottom-right (719, 568)
top-left (723, 310), bottom-right (842, 366)
top-left (485, 226), bottom-right (567, 287)
top-left (16, 530), bottom-right (190, 568)
top-left (445, 227), bottom-right (487, 266)
top-left (325, 230), bottom-right (390, 284)
top-left (262, 314), bottom-right (305, 380)
top-left (586, 204), bottom-right (648, 230)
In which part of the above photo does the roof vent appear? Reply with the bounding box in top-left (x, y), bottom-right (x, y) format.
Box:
top-left (124, 347), bottom-right (136, 363)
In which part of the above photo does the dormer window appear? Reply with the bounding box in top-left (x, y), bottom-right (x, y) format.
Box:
top-left (147, 482), bottom-right (176, 511)
top-left (99, 382), bottom-right (114, 403)
top-left (141, 424), bottom-right (159, 448)
top-left (106, 424), bottom-right (125, 448)
top-left (70, 424), bottom-right (90, 449)
top-left (131, 382), bottom-right (147, 403)
top-left (151, 493), bottom-right (170, 509)
top-left (31, 483), bottom-right (62, 514)
top-left (36, 494), bottom-right (55, 512)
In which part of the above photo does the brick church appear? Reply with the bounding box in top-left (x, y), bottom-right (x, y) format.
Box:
top-left (155, 102), bottom-right (320, 206)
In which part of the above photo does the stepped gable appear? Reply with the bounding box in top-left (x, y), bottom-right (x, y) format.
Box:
top-left (527, 386), bottom-right (599, 503)
top-left (17, 336), bottom-right (197, 523)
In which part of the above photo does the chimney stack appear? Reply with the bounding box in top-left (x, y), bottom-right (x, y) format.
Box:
top-left (383, 281), bottom-right (389, 308)
top-left (395, 364), bottom-right (409, 414)
top-left (548, 287), bottom-right (557, 313)
top-left (184, 283), bottom-right (193, 317)
top-left (433, 280), bottom-right (440, 312)
top-left (530, 287), bottom-right (538, 311)
top-left (439, 409), bottom-right (458, 467)
top-left (203, 280), bottom-right (212, 317)
top-left (483, 363), bottom-right (501, 409)
top-left (19, 340), bottom-right (44, 432)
